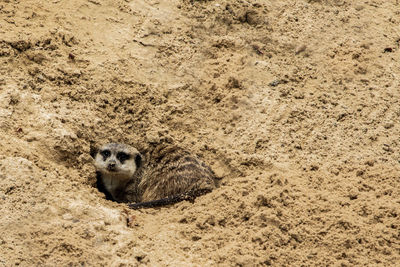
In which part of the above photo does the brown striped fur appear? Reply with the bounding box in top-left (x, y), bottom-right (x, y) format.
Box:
top-left (133, 143), bottom-right (216, 202)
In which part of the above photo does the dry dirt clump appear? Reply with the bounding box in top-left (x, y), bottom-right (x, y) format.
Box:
top-left (1, 0), bottom-right (399, 266)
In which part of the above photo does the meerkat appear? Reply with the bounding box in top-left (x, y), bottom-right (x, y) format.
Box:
top-left (93, 142), bottom-right (217, 209)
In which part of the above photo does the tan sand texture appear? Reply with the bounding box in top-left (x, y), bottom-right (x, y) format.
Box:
top-left (0, 0), bottom-right (399, 266)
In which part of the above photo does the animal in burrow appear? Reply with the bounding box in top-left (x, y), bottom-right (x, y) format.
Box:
top-left (93, 142), bottom-right (217, 209)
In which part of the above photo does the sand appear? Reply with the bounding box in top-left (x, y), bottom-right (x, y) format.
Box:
top-left (0, 0), bottom-right (399, 266)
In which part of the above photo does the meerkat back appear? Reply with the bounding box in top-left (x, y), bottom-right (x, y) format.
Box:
top-left (137, 144), bottom-right (216, 202)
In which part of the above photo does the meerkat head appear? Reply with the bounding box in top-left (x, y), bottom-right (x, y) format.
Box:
top-left (94, 143), bottom-right (142, 180)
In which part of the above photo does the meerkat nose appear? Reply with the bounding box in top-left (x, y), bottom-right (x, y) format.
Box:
top-left (107, 161), bottom-right (117, 171)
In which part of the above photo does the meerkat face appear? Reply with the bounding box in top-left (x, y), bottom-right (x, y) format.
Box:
top-left (94, 143), bottom-right (142, 180)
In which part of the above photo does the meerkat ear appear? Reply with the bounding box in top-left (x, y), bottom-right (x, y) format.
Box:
top-left (90, 145), bottom-right (98, 159)
top-left (135, 153), bottom-right (142, 168)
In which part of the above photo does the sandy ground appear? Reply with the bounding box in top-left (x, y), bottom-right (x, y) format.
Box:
top-left (1, 0), bottom-right (400, 266)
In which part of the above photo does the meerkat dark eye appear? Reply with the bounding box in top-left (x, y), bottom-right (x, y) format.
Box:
top-left (117, 152), bottom-right (130, 163)
top-left (100, 150), bottom-right (111, 159)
